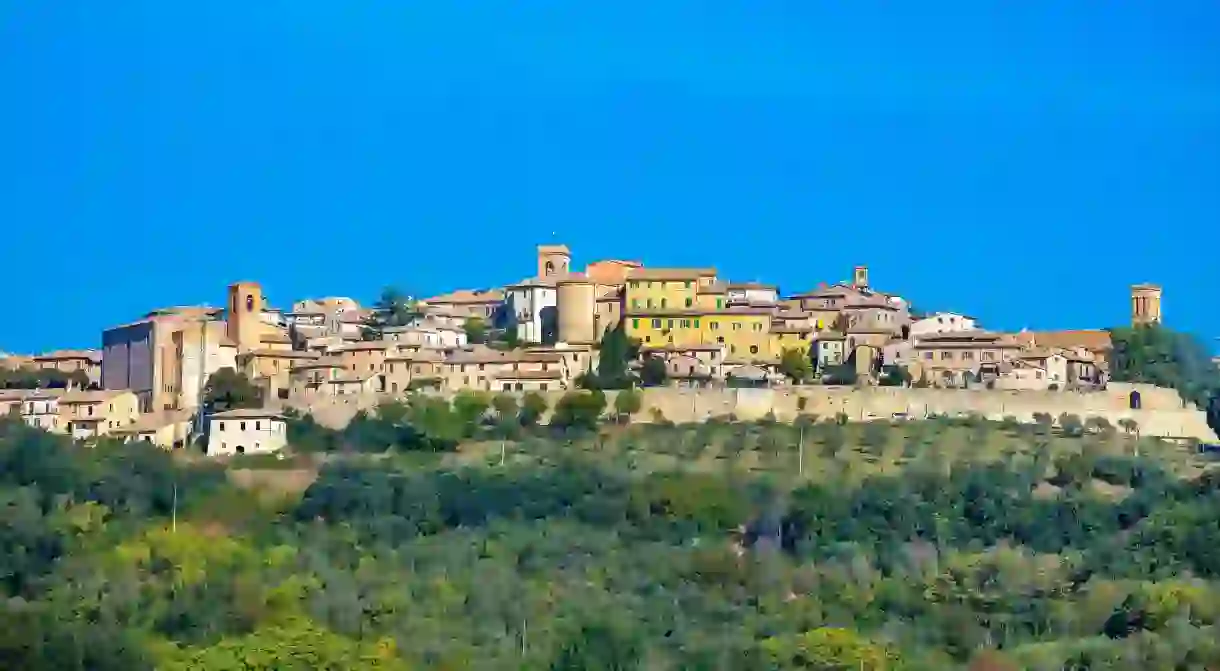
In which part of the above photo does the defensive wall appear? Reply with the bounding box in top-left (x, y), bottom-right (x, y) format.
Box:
top-left (276, 382), bottom-right (1217, 443)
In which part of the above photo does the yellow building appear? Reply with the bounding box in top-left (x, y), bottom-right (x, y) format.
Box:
top-left (622, 268), bottom-right (780, 361)
top-left (59, 389), bottom-right (140, 440)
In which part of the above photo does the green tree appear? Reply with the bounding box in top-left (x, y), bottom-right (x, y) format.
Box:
top-left (464, 316), bottom-right (488, 345)
top-left (779, 347), bottom-right (813, 383)
top-left (639, 356), bottom-right (668, 387)
top-left (612, 388), bottom-right (643, 423)
top-left (491, 393), bottom-right (519, 437)
top-left (203, 367), bottom-right (262, 414)
top-left (519, 391), bottom-right (548, 427)
top-left (160, 617), bottom-right (409, 670)
top-left (592, 323), bottom-right (640, 389)
top-left (551, 390), bottom-right (606, 432)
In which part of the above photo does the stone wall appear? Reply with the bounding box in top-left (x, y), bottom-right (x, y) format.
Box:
top-left (275, 382), bottom-right (1218, 442)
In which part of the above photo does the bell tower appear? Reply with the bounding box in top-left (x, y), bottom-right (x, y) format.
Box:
top-left (226, 281), bottom-right (264, 351)
top-left (852, 265), bottom-right (869, 289)
top-left (537, 244), bottom-right (571, 278)
top-left (1131, 283), bottom-right (1163, 326)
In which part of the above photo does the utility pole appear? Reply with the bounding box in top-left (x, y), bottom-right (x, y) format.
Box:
top-left (798, 424), bottom-right (804, 476)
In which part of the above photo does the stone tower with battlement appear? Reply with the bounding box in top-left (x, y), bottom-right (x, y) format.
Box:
top-left (1131, 283), bottom-right (1163, 326)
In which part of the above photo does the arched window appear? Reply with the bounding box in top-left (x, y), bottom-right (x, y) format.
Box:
top-left (245, 295), bottom-right (254, 311)
top-left (1129, 390), bottom-right (1142, 410)
top-left (545, 261), bottom-right (555, 275)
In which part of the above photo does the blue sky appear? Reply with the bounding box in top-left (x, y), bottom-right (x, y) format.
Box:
top-left (2, 2), bottom-right (1217, 353)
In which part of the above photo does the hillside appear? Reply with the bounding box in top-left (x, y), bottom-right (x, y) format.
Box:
top-left (5, 408), bottom-right (1220, 670)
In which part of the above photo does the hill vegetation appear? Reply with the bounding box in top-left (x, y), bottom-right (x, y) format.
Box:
top-left (6, 396), bottom-right (1220, 669)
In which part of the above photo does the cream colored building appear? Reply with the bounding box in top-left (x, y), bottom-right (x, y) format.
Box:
top-left (112, 410), bottom-right (193, 449)
top-left (20, 390), bottom-right (64, 432)
top-left (207, 408), bottom-right (287, 456)
top-left (59, 389), bottom-right (140, 440)
top-left (441, 346), bottom-right (577, 392)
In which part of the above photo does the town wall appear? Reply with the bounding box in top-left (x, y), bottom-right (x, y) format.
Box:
top-left (276, 382), bottom-right (1217, 442)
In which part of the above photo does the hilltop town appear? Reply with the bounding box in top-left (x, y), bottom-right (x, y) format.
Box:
top-left (0, 243), bottom-right (1178, 452)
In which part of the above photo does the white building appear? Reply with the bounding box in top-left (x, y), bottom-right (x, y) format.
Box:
top-left (207, 408), bottom-right (287, 456)
top-left (505, 278), bottom-right (558, 344)
top-left (726, 282), bottom-right (778, 306)
top-left (910, 312), bottom-right (978, 339)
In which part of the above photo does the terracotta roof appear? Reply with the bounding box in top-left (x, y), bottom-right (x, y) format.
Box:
top-left (424, 289), bottom-right (505, 304)
top-left (626, 267), bottom-right (717, 281)
top-left (211, 408), bottom-right (283, 419)
top-left (1015, 330), bottom-right (1112, 352)
top-left (385, 350), bottom-right (445, 363)
top-left (112, 409), bottom-right (192, 434)
top-left (59, 390), bottom-right (131, 404)
top-left (789, 284), bottom-right (860, 299)
top-left (446, 347), bottom-right (564, 365)
top-left (492, 368), bottom-right (563, 381)
top-left (337, 341), bottom-right (401, 352)
top-left (772, 325), bottom-right (814, 334)
top-left (291, 357), bottom-right (347, 370)
top-left (816, 330), bottom-right (847, 341)
top-left (726, 282), bottom-right (776, 291)
top-left (239, 349), bottom-right (319, 359)
top-left (33, 349), bottom-right (102, 363)
top-left (260, 332), bottom-right (292, 344)
top-left (696, 282), bottom-right (728, 294)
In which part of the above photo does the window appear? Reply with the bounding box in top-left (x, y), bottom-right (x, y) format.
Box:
top-left (923, 352), bottom-right (933, 360)
top-left (710, 321), bottom-right (719, 330)
top-left (645, 336), bottom-right (652, 342)
top-left (87, 405), bottom-right (93, 416)
top-left (667, 320), bottom-right (674, 329)
top-left (632, 319), bottom-right (640, 329)
top-left (730, 345), bottom-right (737, 353)
top-left (749, 345), bottom-right (759, 354)
top-left (479, 363), bottom-right (485, 371)
top-left (684, 281), bottom-right (692, 289)
top-left (941, 351), bottom-right (952, 360)
top-left (660, 298), bottom-right (668, 308)
top-left (716, 299), bottom-right (723, 309)
top-left (651, 319), bottom-right (661, 328)
top-left (962, 351), bottom-right (974, 360)
top-left (684, 297), bottom-right (693, 308)
top-left (240, 421), bottom-right (247, 430)
top-left (732, 322), bottom-right (742, 331)
top-left (693, 319), bottom-right (700, 328)
top-left (540, 384), bottom-right (549, 391)
top-left (246, 295), bottom-right (254, 311)
top-left (983, 351), bottom-right (995, 361)
top-left (502, 383), bottom-right (511, 391)
top-left (255, 421), bottom-right (261, 430)
top-left (647, 299), bottom-right (654, 308)
top-left (753, 323), bottom-right (762, 331)
top-left (219, 422), bottom-right (225, 431)
top-left (632, 299), bottom-right (639, 309)
top-left (630, 281), bottom-right (639, 289)
top-left (717, 336), bottom-right (724, 343)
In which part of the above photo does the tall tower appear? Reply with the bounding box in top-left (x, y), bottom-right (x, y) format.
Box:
top-left (853, 265), bottom-right (869, 289)
top-left (537, 244), bottom-right (571, 278)
top-left (226, 281), bottom-right (264, 351)
top-left (1131, 283), bottom-right (1163, 326)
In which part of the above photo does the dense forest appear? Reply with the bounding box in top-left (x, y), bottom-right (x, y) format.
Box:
top-left (1, 323), bottom-right (1218, 669)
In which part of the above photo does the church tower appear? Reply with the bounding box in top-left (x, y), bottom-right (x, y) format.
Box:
top-left (1131, 283), bottom-right (1163, 326)
top-left (226, 281), bottom-right (264, 351)
top-left (537, 244), bottom-right (571, 278)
